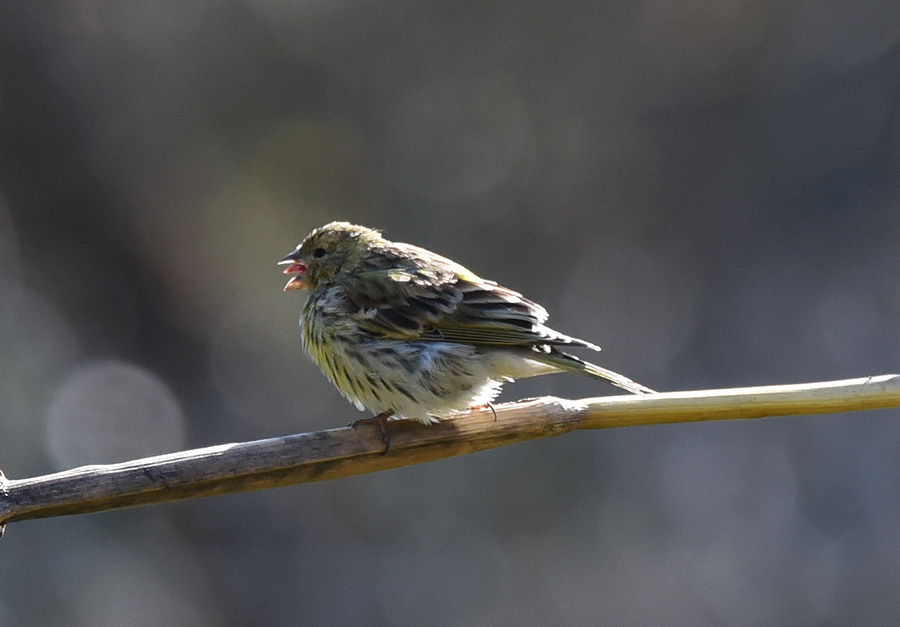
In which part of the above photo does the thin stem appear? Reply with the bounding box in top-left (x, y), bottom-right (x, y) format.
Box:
top-left (1, 375), bottom-right (898, 527)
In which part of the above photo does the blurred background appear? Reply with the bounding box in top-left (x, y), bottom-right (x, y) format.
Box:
top-left (2, 1), bottom-right (900, 625)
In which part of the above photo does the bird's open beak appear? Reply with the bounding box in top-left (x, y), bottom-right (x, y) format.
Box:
top-left (278, 252), bottom-right (308, 291)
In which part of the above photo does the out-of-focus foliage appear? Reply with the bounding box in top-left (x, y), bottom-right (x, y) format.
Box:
top-left (1, 1), bottom-right (900, 625)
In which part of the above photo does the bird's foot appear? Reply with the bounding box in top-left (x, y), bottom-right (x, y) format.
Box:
top-left (469, 402), bottom-right (498, 421)
top-left (350, 410), bottom-right (394, 454)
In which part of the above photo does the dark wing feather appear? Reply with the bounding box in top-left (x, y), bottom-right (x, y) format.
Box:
top-left (343, 262), bottom-right (597, 350)
top-left (429, 280), bottom-right (599, 349)
top-left (342, 265), bottom-right (462, 338)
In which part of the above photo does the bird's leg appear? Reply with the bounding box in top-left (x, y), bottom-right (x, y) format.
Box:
top-left (351, 410), bottom-right (394, 453)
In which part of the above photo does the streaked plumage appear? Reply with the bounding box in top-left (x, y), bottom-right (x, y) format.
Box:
top-left (280, 221), bottom-right (653, 424)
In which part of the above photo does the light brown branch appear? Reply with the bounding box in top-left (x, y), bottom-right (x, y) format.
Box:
top-left (1, 375), bottom-right (899, 527)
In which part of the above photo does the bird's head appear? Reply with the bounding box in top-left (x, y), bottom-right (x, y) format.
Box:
top-left (279, 221), bottom-right (382, 291)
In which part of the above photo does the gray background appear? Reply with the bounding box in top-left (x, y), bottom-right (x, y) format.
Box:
top-left (2, 1), bottom-right (900, 625)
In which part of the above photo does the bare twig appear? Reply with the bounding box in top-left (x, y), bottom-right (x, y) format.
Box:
top-left (1, 375), bottom-right (898, 527)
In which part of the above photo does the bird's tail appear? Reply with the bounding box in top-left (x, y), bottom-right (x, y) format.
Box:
top-left (534, 349), bottom-right (656, 395)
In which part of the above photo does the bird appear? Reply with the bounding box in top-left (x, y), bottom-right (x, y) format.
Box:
top-left (280, 221), bottom-right (654, 440)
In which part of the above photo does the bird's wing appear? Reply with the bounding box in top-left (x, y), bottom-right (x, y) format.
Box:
top-left (344, 267), bottom-right (596, 349)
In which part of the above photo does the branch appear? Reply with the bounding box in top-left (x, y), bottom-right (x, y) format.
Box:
top-left (2, 375), bottom-right (899, 528)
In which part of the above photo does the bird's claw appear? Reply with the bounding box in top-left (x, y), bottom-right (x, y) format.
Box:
top-left (350, 411), bottom-right (394, 454)
top-left (468, 402), bottom-right (498, 421)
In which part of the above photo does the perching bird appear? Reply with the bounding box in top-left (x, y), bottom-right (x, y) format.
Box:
top-left (280, 221), bottom-right (654, 430)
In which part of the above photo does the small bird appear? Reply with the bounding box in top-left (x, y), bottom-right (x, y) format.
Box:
top-left (280, 222), bottom-right (653, 432)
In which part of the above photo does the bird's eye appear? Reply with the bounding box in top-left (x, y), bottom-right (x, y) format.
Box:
top-left (313, 247), bottom-right (327, 258)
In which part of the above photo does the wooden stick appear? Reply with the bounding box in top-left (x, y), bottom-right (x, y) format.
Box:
top-left (1, 375), bottom-right (898, 527)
